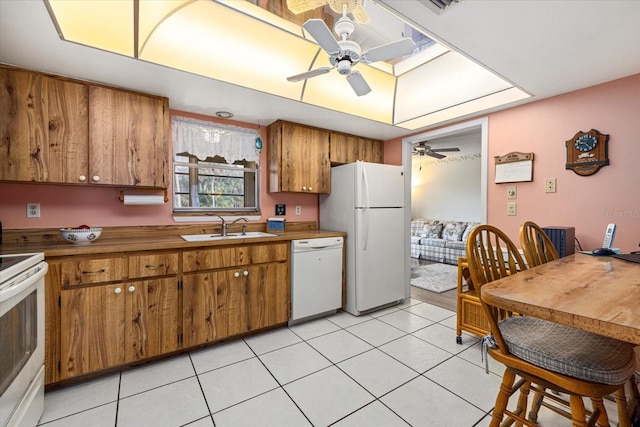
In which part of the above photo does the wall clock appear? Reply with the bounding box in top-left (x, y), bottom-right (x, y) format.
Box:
top-left (565, 129), bottom-right (609, 176)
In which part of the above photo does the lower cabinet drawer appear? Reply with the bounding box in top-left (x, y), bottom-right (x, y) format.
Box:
top-left (128, 253), bottom-right (178, 278)
top-left (60, 257), bottom-right (124, 286)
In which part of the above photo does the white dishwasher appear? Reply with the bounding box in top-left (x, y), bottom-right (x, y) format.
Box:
top-left (290, 237), bottom-right (343, 324)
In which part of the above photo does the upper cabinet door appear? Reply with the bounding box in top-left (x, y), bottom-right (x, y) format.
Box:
top-left (0, 67), bottom-right (89, 183)
top-left (89, 87), bottom-right (168, 187)
top-left (281, 122), bottom-right (330, 194)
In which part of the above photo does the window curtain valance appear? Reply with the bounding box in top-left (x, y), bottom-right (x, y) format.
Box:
top-left (172, 116), bottom-right (260, 164)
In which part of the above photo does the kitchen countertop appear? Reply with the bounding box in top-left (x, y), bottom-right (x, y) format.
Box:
top-left (0, 230), bottom-right (347, 257)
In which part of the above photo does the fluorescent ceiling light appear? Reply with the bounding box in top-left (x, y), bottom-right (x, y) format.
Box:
top-left (45, 0), bottom-right (530, 128)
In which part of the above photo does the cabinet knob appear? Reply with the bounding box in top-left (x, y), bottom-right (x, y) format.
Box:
top-left (243, 270), bottom-right (249, 276)
top-left (128, 285), bottom-right (136, 293)
top-left (78, 175), bottom-right (87, 182)
top-left (302, 186), bottom-right (307, 191)
top-left (234, 272), bottom-right (240, 278)
top-left (92, 175), bottom-right (100, 182)
top-left (114, 287), bottom-right (122, 294)
top-left (308, 187), bottom-right (312, 191)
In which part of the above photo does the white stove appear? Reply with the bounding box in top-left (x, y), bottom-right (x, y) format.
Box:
top-left (0, 253), bottom-right (47, 427)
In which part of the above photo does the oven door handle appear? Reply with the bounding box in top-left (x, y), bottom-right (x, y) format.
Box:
top-left (0, 262), bottom-right (48, 302)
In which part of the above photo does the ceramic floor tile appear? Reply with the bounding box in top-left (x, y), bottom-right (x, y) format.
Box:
top-left (412, 323), bottom-right (478, 355)
top-left (396, 297), bottom-right (422, 309)
top-left (259, 341), bottom-right (331, 385)
top-left (368, 305), bottom-right (401, 318)
top-left (439, 314), bottom-right (458, 330)
top-left (243, 327), bottom-right (301, 355)
top-left (37, 402), bottom-right (116, 427)
top-left (190, 340), bottom-right (255, 374)
top-left (212, 388), bottom-right (311, 427)
top-left (346, 318), bottom-right (406, 347)
top-left (117, 377), bottom-right (209, 427)
top-left (324, 310), bottom-right (373, 328)
top-left (288, 317), bottom-right (341, 340)
top-left (120, 354), bottom-right (195, 398)
top-left (456, 342), bottom-right (505, 376)
top-left (332, 401), bottom-right (411, 426)
top-left (377, 309), bottom-right (434, 333)
top-left (198, 357), bottom-right (279, 413)
top-left (379, 334), bottom-right (453, 373)
top-left (337, 349), bottom-right (418, 397)
top-left (307, 329), bottom-right (373, 363)
top-left (284, 366), bottom-right (374, 426)
top-left (40, 373), bottom-right (120, 424)
top-left (381, 376), bottom-right (486, 427)
top-left (405, 302), bottom-right (456, 322)
top-left (184, 416), bottom-right (215, 426)
top-left (424, 356), bottom-right (503, 411)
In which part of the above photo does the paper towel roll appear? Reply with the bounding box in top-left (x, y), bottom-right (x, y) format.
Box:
top-left (123, 194), bottom-right (165, 205)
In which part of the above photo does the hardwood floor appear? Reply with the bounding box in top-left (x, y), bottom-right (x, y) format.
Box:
top-left (409, 258), bottom-right (457, 312)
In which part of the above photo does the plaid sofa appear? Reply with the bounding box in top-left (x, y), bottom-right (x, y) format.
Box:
top-left (410, 219), bottom-right (480, 265)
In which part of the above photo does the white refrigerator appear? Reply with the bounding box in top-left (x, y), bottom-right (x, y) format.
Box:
top-left (320, 161), bottom-right (406, 315)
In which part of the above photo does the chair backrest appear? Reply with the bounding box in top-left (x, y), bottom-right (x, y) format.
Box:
top-left (465, 225), bottom-right (528, 352)
top-left (519, 221), bottom-right (559, 267)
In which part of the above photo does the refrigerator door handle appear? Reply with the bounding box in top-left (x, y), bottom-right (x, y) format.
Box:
top-left (361, 164), bottom-right (370, 250)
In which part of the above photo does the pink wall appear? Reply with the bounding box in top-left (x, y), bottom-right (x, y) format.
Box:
top-left (487, 74), bottom-right (640, 252)
top-left (385, 74), bottom-right (640, 252)
top-left (0, 111), bottom-right (318, 229)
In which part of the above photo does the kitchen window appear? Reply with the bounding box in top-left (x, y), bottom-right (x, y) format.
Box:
top-left (172, 116), bottom-right (261, 213)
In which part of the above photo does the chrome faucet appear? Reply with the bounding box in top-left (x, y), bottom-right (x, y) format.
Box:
top-left (215, 215), bottom-right (228, 236)
top-left (229, 217), bottom-right (249, 235)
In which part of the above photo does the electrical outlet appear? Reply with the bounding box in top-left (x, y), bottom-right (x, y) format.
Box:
top-left (295, 206), bottom-right (301, 215)
top-left (507, 202), bottom-right (517, 216)
top-left (507, 186), bottom-right (517, 199)
top-left (27, 202), bottom-right (40, 218)
top-left (545, 178), bottom-right (557, 193)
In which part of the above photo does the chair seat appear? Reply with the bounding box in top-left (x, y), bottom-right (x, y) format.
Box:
top-left (500, 316), bottom-right (636, 385)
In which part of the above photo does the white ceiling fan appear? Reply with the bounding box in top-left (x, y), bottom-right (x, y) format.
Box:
top-left (286, 5), bottom-right (416, 96)
top-left (412, 141), bottom-right (461, 159)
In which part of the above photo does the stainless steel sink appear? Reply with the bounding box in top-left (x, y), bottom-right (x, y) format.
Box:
top-left (180, 231), bottom-right (277, 242)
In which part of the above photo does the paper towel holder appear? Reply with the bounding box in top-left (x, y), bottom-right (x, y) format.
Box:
top-left (119, 189), bottom-right (168, 203)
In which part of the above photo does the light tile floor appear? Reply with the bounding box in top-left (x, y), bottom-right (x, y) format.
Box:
top-left (37, 299), bottom-right (625, 427)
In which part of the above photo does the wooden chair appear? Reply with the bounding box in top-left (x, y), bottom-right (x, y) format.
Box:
top-left (456, 256), bottom-right (490, 344)
top-left (466, 225), bottom-right (636, 427)
top-left (519, 221), bottom-right (559, 267)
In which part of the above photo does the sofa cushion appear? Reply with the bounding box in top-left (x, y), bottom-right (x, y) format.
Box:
top-left (442, 221), bottom-right (468, 241)
top-left (419, 238), bottom-right (447, 248)
top-left (422, 223), bottom-right (443, 238)
top-left (461, 222), bottom-right (480, 244)
top-left (444, 240), bottom-right (466, 251)
top-left (411, 219), bottom-right (427, 236)
top-left (410, 235), bottom-right (422, 245)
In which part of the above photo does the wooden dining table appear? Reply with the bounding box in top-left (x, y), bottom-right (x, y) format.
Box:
top-left (481, 253), bottom-right (640, 345)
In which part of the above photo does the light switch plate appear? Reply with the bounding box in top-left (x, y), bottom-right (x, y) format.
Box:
top-left (275, 204), bottom-right (286, 215)
top-left (507, 186), bottom-right (517, 199)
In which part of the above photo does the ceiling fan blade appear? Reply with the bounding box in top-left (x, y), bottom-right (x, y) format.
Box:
top-left (303, 19), bottom-right (340, 54)
top-left (346, 71), bottom-right (371, 96)
top-left (362, 38), bottom-right (416, 63)
top-left (431, 147), bottom-right (461, 152)
top-left (426, 151), bottom-right (446, 159)
top-left (287, 67), bottom-right (332, 82)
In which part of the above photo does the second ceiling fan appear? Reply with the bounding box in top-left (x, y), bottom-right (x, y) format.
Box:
top-left (287, 5), bottom-right (416, 96)
top-left (412, 141), bottom-right (461, 159)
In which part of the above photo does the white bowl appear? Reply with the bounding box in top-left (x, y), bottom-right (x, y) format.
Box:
top-left (60, 228), bottom-right (103, 244)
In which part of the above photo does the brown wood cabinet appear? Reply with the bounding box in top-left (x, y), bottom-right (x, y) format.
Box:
top-left (268, 121), bottom-right (330, 194)
top-left (0, 67), bottom-right (89, 183)
top-left (182, 243), bottom-right (289, 347)
top-left (54, 252), bottom-right (179, 380)
top-left (0, 65), bottom-right (169, 188)
top-left (330, 132), bottom-right (384, 165)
